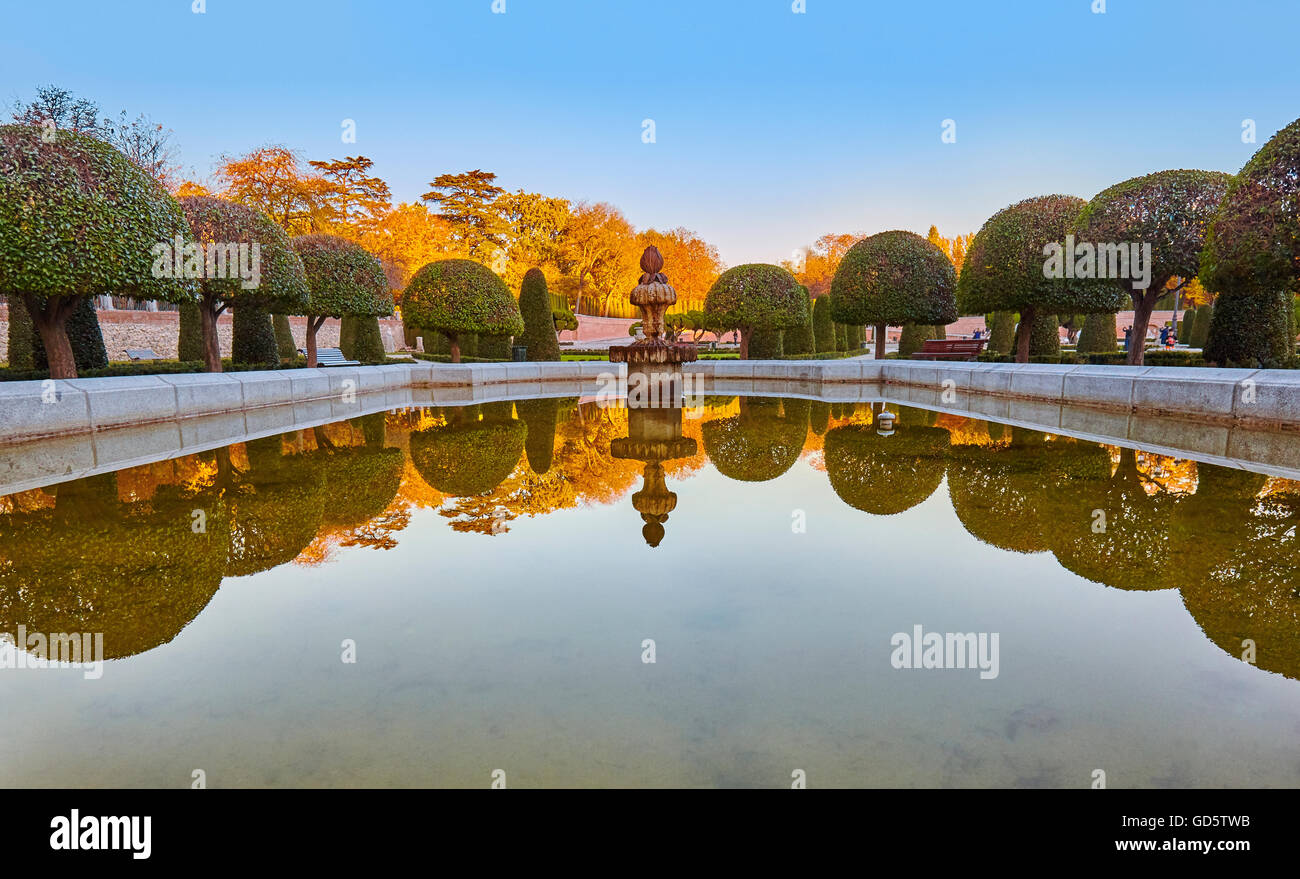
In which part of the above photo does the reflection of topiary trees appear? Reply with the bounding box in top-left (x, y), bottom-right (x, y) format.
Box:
top-left (1072, 170), bottom-right (1230, 365)
top-left (704, 264), bottom-right (805, 359)
top-left (946, 429), bottom-right (1054, 553)
top-left (702, 397), bottom-right (808, 482)
top-left (0, 477), bottom-right (228, 659)
top-left (1176, 470), bottom-right (1300, 679)
top-left (291, 234), bottom-right (392, 368)
top-left (958, 196), bottom-right (1127, 362)
top-left (516, 397), bottom-right (563, 474)
top-left (1039, 447), bottom-right (1181, 591)
top-left (409, 404), bottom-right (526, 495)
top-left (1201, 117), bottom-right (1300, 367)
top-left (314, 419), bottom-right (404, 529)
top-left (179, 196), bottom-right (309, 372)
top-left (225, 436), bottom-right (325, 577)
top-left (823, 411), bottom-right (950, 515)
top-left (830, 230), bottom-right (958, 360)
top-left (0, 125), bottom-right (195, 378)
top-left (401, 259), bottom-right (523, 363)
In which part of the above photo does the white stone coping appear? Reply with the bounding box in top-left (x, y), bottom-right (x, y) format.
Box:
top-left (1, 358), bottom-right (1298, 495)
top-left (1, 358), bottom-right (1297, 450)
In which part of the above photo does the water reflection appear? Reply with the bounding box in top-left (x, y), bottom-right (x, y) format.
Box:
top-left (0, 397), bottom-right (1297, 684)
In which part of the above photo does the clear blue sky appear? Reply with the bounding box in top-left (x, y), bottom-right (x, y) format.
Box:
top-left (3, 0), bottom-right (1296, 266)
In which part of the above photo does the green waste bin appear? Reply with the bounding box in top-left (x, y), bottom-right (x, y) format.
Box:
top-left (511, 345), bottom-right (527, 362)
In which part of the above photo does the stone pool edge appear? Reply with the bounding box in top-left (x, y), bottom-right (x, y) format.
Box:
top-left (2, 358), bottom-right (1297, 446)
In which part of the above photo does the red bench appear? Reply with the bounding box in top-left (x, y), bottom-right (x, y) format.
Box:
top-left (911, 339), bottom-right (988, 361)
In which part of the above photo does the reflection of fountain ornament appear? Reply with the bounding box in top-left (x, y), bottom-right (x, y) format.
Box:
top-left (611, 405), bottom-right (697, 547)
top-left (609, 246), bottom-right (698, 367)
top-left (876, 409), bottom-right (896, 436)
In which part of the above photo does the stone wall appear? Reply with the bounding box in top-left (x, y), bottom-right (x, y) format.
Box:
top-left (0, 304), bottom-right (406, 364)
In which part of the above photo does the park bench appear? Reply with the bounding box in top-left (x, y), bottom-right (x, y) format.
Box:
top-left (912, 339), bottom-right (987, 361)
top-left (124, 348), bottom-right (163, 361)
top-left (314, 347), bottom-right (360, 367)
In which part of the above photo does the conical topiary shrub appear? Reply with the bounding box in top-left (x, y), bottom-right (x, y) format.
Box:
top-left (274, 313), bottom-right (297, 360)
top-left (178, 299), bottom-right (205, 362)
top-left (1077, 311), bottom-right (1117, 353)
top-left (232, 306), bottom-right (280, 367)
top-left (1189, 303), bottom-right (1213, 348)
top-left (518, 268), bottom-right (561, 361)
top-left (987, 311), bottom-right (1016, 354)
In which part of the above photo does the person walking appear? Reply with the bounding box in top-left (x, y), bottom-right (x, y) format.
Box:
top-left (1123, 325), bottom-right (1132, 352)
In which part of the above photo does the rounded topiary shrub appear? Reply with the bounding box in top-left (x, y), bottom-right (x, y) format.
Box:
top-left (830, 230), bottom-right (957, 359)
top-left (702, 398), bottom-right (807, 482)
top-left (179, 195), bottom-right (308, 372)
top-left (959, 195), bottom-right (1127, 362)
top-left (290, 233), bottom-right (391, 366)
top-left (409, 417), bottom-right (526, 496)
top-left (519, 268), bottom-right (561, 361)
top-left (823, 422), bottom-right (951, 515)
top-left (1201, 117), bottom-right (1300, 366)
top-left (401, 259), bottom-right (523, 363)
top-left (704, 263), bottom-right (805, 360)
top-left (0, 124), bottom-right (196, 377)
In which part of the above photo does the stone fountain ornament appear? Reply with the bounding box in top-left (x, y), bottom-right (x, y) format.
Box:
top-left (609, 245), bottom-right (698, 546)
top-left (608, 245), bottom-right (699, 368)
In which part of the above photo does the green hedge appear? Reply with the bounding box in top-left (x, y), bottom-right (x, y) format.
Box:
top-left (0, 359), bottom-right (311, 382)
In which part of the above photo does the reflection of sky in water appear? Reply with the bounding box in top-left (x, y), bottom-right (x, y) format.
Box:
top-left (1, 404), bottom-right (1298, 789)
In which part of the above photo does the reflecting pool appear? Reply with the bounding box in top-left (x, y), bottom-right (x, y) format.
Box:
top-left (1, 397), bottom-right (1298, 788)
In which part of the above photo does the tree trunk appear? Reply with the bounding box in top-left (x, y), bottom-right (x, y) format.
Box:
top-left (739, 328), bottom-right (750, 360)
top-left (25, 293), bottom-right (78, 380)
top-left (1014, 306), bottom-right (1036, 363)
top-left (200, 298), bottom-right (223, 373)
top-left (306, 316), bottom-right (324, 369)
top-left (449, 333), bottom-right (461, 364)
top-left (874, 322), bottom-right (886, 360)
top-left (1127, 292), bottom-right (1157, 366)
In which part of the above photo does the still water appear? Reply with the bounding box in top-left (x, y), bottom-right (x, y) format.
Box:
top-left (1, 397), bottom-right (1297, 788)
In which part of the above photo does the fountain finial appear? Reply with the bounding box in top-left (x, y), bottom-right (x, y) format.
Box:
top-left (640, 245), bottom-right (666, 282)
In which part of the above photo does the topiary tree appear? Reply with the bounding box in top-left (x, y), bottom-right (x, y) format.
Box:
top-left (519, 267), bottom-right (561, 361)
top-left (401, 259), bottom-right (523, 363)
top-left (1072, 170), bottom-right (1230, 365)
top-left (1077, 311), bottom-right (1117, 353)
top-left (1189, 301), bottom-right (1214, 348)
top-left (845, 323), bottom-right (864, 351)
top-left (16, 295), bottom-right (109, 372)
top-left (959, 195), bottom-right (1127, 362)
top-left (704, 263), bottom-right (806, 359)
top-left (897, 323), bottom-right (932, 357)
top-left (830, 230), bottom-right (957, 360)
top-left (947, 429), bottom-right (1054, 554)
top-left (179, 195), bottom-right (309, 372)
top-left (782, 287), bottom-right (815, 356)
top-left (225, 437), bottom-right (325, 576)
top-left (1028, 313), bottom-right (1060, 357)
top-left (232, 306), bottom-right (279, 367)
top-left (290, 233), bottom-right (392, 367)
top-left (273, 313), bottom-right (298, 360)
top-left (747, 328), bottom-right (784, 359)
top-left (835, 322), bottom-right (848, 351)
top-left (813, 295), bottom-right (836, 352)
top-left (987, 311), bottom-right (1016, 354)
top-left (177, 299), bottom-right (204, 361)
top-left (478, 333), bottom-right (512, 360)
top-left (1201, 117), bottom-right (1300, 367)
top-left (1178, 307), bottom-right (1194, 341)
top-left (0, 124), bottom-right (195, 378)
